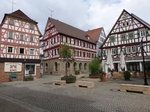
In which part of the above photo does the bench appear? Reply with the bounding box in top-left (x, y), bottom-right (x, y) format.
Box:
top-left (120, 84), bottom-right (150, 95)
top-left (53, 80), bottom-right (66, 86)
top-left (9, 73), bottom-right (17, 78)
top-left (75, 81), bottom-right (95, 88)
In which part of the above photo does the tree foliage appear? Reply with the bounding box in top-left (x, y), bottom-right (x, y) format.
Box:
top-left (89, 58), bottom-right (101, 75)
top-left (60, 44), bottom-right (74, 76)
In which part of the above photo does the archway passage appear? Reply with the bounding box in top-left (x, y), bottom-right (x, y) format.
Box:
top-left (74, 62), bottom-right (77, 71)
top-left (79, 63), bottom-right (82, 71)
top-left (55, 62), bottom-right (58, 71)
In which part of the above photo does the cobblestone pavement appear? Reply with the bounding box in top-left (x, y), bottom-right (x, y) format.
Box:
top-left (0, 75), bottom-right (150, 112)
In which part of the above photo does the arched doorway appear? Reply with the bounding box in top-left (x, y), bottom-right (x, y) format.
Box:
top-left (79, 63), bottom-right (82, 71)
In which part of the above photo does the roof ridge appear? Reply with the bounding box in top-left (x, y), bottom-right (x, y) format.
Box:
top-left (6, 9), bottom-right (37, 24)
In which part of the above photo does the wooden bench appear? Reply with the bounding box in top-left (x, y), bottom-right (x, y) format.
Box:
top-left (75, 81), bottom-right (94, 88)
top-left (53, 80), bottom-right (66, 86)
top-left (120, 84), bottom-right (150, 95)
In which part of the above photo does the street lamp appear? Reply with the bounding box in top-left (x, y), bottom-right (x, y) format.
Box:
top-left (140, 37), bottom-right (148, 85)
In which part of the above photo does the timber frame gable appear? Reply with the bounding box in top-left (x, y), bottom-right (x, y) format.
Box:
top-left (101, 9), bottom-right (150, 60)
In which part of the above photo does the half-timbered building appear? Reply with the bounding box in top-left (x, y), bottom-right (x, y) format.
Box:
top-left (86, 27), bottom-right (106, 57)
top-left (43, 17), bottom-right (97, 75)
top-left (101, 9), bottom-right (150, 72)
top-left (0, 10), bottom-right (41, 81)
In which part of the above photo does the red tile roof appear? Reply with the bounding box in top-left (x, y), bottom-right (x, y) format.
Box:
top-left (86, 27), bottom-right (103, 43)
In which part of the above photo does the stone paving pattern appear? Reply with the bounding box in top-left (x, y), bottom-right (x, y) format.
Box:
top-left (0, 76), bottom-right (150, 112)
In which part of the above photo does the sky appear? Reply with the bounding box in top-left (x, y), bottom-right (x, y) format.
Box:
top-left (0, 0), bottom-right (150, 35)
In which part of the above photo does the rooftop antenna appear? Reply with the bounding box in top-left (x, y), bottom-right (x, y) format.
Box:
top-left (11, 0), bottom-right (16, 12)
top-left (48, 8), bottom-right (54, 18)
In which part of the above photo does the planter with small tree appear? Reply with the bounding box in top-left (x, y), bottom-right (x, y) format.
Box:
top-left (123, 71), bottom-right (131, 80)
top-left (60, 44), bottom-right (76, 83)
top-left (89, 58), bottom-right (101, 78)
top-left (99, 72), bottom-right (106, 82)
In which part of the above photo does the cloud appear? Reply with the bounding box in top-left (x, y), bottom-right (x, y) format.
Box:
top-left (0, 0), bottom-right (150, 35)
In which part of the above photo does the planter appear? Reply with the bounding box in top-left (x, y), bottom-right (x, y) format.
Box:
top-left (89, 74), bottom-right (99, 78)
top-left (100, 75), bottom-right (106, 82)
top-left (61, 75), bottom-right (76, 83)
top-left (23, 76), bottom-right (34, 81)
top-left (99, 72), bottom-right (107, 82)
top-left (66, 78), bottom-right (76, 83)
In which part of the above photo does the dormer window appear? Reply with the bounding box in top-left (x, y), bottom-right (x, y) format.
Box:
top-left (9, 19), bottom-right (14, 25)
top-left (29, 24), bottom-right (34, 30)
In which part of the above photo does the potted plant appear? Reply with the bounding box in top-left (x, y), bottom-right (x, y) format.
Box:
top-left (75, 69), bottom-right (80, 75)
top-left (23, 74), bottom-right (34, 81)
top-left (123, 71), bottom-right (131, 80)
top-left (99, 72), bottom-right (106, 82)
top-left (89, 58), bottom-right (101, 78)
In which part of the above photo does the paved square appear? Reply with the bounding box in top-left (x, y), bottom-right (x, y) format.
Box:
top-left (0, 76), bottom-right (150, 112)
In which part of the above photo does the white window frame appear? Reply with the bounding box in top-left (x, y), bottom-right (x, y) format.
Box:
top-left (19, 47), bottom-right (25, 54)
top-left (25, 64), bottom-right (36, 76)
top-left (30, 49), bottom-right (35, 55)
top-left (7, 46), bottom-right (14, 53)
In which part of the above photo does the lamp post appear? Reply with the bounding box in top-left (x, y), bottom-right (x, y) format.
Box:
top-left (140, 39), bottom-right (148, 85)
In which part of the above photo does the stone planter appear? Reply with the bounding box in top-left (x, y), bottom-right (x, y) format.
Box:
top-left (89, 74), bottom-right (99, 78)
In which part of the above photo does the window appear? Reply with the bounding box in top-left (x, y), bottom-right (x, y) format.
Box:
top-left (132, 46), bottom-right (138, 53)
top-left (122, 21), bottom-right (129, 27)
top-left (127, 47), bottom-right (131, 53)
top-left (25, 65), bottom-right (35, 76)
top-left (112, 48), bottom-right (118, 55)
top-left (110, 36), bottom-right (115, 42)
top-left (9, 19), bottom-right (14, 25)
top-left (8, 47), bottom-right (13, 53)
top-left (29, 24), bottom-right (34, 30)
top-left (129, 32), bottom-right (134, 39)
top-left (137, 29), bottom-right (148, 38)
top-left (8, 32), bottom-right (13, 39)
top-left (30, 49), bottom-right (34, 55)
top-left (30, 36), bottom-right (34, 42)
top-left (121, 34), bottom-right (126, 41)
top-left (20, 48), bottom-right (24, 54)
top-left (20, 34), bottom-right (24, 40)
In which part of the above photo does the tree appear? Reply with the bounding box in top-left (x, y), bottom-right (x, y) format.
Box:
top-left (89, 58), bottom-right (102, 74)
top-left (60, 44), bottom-right (75, 76)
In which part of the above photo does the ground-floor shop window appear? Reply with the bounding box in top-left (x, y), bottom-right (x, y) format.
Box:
top-left (25, 64), bottom-right (36, 76)
top-left (126, 62), bottom-right (140, 71)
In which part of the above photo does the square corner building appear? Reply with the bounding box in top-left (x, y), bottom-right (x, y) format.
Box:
top-left (0, 10), bottom-right (42, 82)
top-left (42, 18), bottom-right (100, 75)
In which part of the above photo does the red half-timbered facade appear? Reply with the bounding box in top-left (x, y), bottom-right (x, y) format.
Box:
top-left (101, 9), bottom-right (150, 72)
top-left (43, 18), bottom-right (97, 75)
top-left (0, 10), bottom-right (41, 82)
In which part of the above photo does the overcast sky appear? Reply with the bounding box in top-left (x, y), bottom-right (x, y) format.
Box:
top-left (0, 0), bottom-right (150, 35)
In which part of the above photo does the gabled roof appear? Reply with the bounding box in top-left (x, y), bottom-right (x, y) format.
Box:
top-left (101, 9), bottom-right (150, 49)
top-left (2, 10), bottom-right (37, 24)
top-left (86, 27), bottom-right (103, 43)
top-left (48, 17), bottom-right (95, 43)
top-left (131, 13), bottom-right (150, 29)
